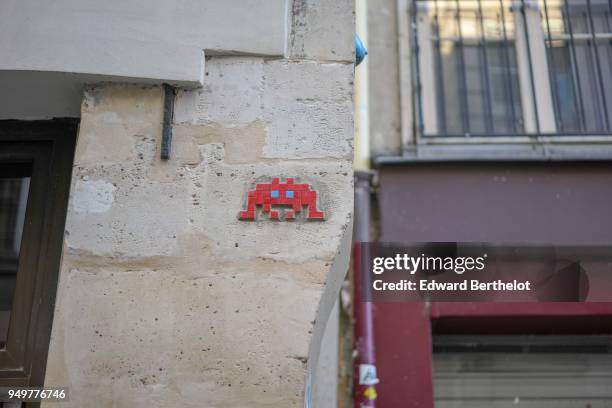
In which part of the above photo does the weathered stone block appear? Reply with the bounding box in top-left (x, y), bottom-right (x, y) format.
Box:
top-left (262, 60), bottom-right (354, 159)
top-left (290, 0), bottom-right (355, 61)
top-left (174, 58), bottom-right (264, 127)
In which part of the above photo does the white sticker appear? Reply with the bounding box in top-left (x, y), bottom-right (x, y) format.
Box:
top-left (359, 364), bottom-right (380, 386)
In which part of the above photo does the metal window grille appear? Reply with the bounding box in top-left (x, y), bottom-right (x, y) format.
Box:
top-left (542, 0), bottom-right (612, 133)
top-left (411, 0), bottom-right (612, 138)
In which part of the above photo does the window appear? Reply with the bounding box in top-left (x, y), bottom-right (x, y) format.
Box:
top-left (0, 120), bottom-right (77, 399)
top-left (542, 0), bottom-right (612, 133)
top-left (372, 302), bottom-right (612, 407)
top-left (433, 335), bottom-right (612, 407)
top-left (410, 0), bottom-right (612, 139)
top-left (0, 166), bottom-right (31, 349)
top-left (429, 0), bottom-right (523, 135)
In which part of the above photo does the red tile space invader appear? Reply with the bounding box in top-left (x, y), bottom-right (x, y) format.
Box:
top-left (239, 178), bottom-right (325, 221)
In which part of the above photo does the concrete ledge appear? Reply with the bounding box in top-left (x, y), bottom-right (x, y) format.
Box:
top-left (375, 143), bottom-right (612, 165)
top-left (0, 66), bottom-right (205, 120)
top-left (1, 0), bottom-right (287, 84)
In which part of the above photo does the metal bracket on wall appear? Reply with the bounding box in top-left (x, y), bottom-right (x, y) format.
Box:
top-left (161, 83), bottom-right (176, 160)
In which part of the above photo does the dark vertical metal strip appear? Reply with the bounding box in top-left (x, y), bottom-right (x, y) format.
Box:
top-left (542, 0), bottom-right (562, 131)
top-left (520, 0), bottom-right (541, 133)
top-left (499, 0), bottom-right (518, 133)
top-left (412, 1), bottom-right (426, 136)
top-left (455, 0), bottom-right (471, 134)
top-left (587, 0), bottom-right (610, 131)
top-left (161, 84), bottom-right (175, 160)
top-left (477, 0), bottom-right (494, 133)
top-left (564, 0), bottom-right (587, 131)
top-left (433, 0), bottom-right (448, 134)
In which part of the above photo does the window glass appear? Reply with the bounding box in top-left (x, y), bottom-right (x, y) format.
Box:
top-left (0, 170), bottom-right (30, 348)
top-left (414, 0), bottom-right (612, 138)
top-left (433, 335), bottom-right (612, 407)
top-left (541, 0), bottom-right (612, 133)
top-left (421, 0), bottom-right (523, 136)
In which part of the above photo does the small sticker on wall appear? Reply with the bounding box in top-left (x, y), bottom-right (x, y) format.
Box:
top-left (238, 177), bottom-right (325, 221)
top-left (363, 386), bottom-right (377, 401)
top-left (359, 364), bottom-right (380, 386)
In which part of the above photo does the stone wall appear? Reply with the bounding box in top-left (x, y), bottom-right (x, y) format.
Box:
top-left (366, 0), bottom-right (402, 156)
top-left (42, 2), bottom-right (354, 406)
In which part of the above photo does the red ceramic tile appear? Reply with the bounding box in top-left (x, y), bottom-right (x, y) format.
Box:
top-left (238, 178), bottom-right (325, 221)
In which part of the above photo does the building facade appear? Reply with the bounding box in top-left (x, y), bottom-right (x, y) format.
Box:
top-left (355, 0), bottom-right (612, 406)
top-left (0, 1), bottom-right (355, 407)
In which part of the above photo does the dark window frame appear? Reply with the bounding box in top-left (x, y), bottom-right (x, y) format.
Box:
top-left (0, 120), bottom-right (77, 400)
